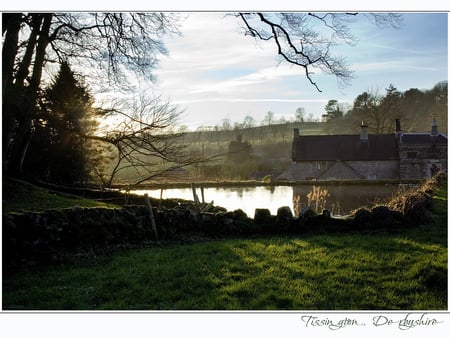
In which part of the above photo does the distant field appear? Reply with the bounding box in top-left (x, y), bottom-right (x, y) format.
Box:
top-left (3, 180), bottom-right (447, 310)
top-left (181, 121), bottom-right (324, 146)
top-left (95, 122), bottom-right (324, 184)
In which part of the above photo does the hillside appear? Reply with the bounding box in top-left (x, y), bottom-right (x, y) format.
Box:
top-left (177, 122), bottom-right (323, 181)
top-left (181, 121), bottom-right (323, 145)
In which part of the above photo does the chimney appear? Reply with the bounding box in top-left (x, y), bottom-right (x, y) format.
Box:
top-left (360, 121), bottom-right (368, 141)
top-left (395, 118), bottom-right (402, 143)
top-left (395, 118), bottom-right (402, 134)
top-left (431, 117), bottom-right (438, 135)
top-left (292, 128), bottom-right (300, 161)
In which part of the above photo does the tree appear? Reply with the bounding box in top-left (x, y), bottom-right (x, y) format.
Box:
top-left (221, 118), bottom-right (232, 131)
top-left (263, 111), bottom-right (274, 126)
top-left (322, 99), bottom-right (343, 121)
top-left (225, 134), bottom-right (257, 179)
top-left (25, 61), bottom-right (100, 183)
top-left (347, 88), bottom-right (397, 134)
top-left (242, 115), bottom-right (256, 128)
top-left (90, 92), bottom-right (204, 187)
top-left (236, 12), bottom-right (402, 91)
top-left (378, 84), bottom-right (402, 132)
top-left (2, 12), bottom-right (180, 177)
top-left (400, 88), bottom-right (426, 130)
top-left (295, 107), bottom-right (305, 122)
top-left (425, 81), bottom-right (448, 133)
top-left (346, 90), bottom-right (382, 133)
top-left (321, 99), bottom-right (346, 134)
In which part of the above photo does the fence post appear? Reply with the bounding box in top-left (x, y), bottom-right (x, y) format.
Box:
top-left (191, 183), bottom-right (200, 213)
top-left (200, 186), bottom-right (205, 204)
top-left (144, 193), bottom-right (158, 240)
top-left (159, 188), bottom-right (163, 209)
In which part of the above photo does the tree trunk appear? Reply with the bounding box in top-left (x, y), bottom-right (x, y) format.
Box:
top-left (14, 13), bottom-right (53, 176)
top-left (2, 13), bottom-right (21, 98)
top-left (2, 13), bottom-right (22, 175)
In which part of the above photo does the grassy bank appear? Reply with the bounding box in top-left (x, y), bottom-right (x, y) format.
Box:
top-left (3, 180), bottom-right (447, 310)
top-left (3, 178), bottom-right (118, 213)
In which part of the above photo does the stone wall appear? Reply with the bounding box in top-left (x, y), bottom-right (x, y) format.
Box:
top-left (6, 173), bottom-right (444, 272)
top-left (347, 160), bottom-right (399, 180)
top-left (399, 144), bottom-right (448, 179)
top-left (4, 189), bottom-right (433, 272)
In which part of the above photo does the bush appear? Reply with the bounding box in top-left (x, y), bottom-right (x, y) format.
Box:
top-left (387, 178), bottom-right (436, 223)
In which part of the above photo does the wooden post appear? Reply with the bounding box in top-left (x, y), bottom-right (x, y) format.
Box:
top-left (191, 183), bottom-right (200, 213)
top-left (144, 193), bottom-right (158, 240)
top-left (200, 186), bottom-right (205, 204)
top-left (159, 188), bottom-right (163, 209)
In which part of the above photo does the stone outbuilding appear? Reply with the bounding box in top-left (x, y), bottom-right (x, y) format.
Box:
top-left (397, 118), bottom-right (448, 179)
top-left (277, 118), bottom-right (447, 181)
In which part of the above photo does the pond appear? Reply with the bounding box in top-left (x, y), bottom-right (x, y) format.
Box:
top-left (131, 183), bottom-right (414, 217)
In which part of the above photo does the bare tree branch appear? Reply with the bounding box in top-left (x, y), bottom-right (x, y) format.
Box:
top-left (236, 12), bottom-right (403, 92)
top-left (85, 93), bottom-right (214, 187)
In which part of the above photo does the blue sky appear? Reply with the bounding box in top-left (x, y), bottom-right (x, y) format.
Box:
top-left (153, 12), bottom-right (448, 130)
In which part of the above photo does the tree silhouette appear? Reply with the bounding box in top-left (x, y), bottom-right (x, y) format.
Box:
top-left (2, 12), bottom-right (179, 177)
top-left (25, 61), bottom-right (99, 183)
top-left (226, 134), bottom-right (257, 179)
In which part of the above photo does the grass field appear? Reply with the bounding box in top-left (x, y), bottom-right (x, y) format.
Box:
top-left (3, 179), bottom-right (118, 213)
top-left (2, 180), bottom-right (447, 310)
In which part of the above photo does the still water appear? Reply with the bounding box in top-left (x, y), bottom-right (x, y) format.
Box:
top-left (131, 184), bottom-right (408, 217)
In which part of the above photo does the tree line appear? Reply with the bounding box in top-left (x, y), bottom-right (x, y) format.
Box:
top-left (192, 108), bottom-right (320, 133)
top-left (322, 82), bottom-right (448, 135)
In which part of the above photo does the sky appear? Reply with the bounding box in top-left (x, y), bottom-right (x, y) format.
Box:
top-left (151, 12), bottom-right (448, 130)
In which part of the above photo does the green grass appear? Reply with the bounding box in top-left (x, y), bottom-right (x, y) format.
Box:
top-left (3, 178), bottom-right (118, 213)
top-left (3, 181), bottom-right (447, 310)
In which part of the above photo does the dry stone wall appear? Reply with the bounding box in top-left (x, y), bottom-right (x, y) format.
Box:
top-left (4, 175), bottom-right (441, 271)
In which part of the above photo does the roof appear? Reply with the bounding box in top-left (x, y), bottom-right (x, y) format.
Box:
top-left (400, 133), bottom-right (448, 146)
top-left (292, 134), bottom-right (399, 161)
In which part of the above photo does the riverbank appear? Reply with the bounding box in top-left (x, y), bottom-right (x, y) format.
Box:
top-left (111, 178), bottom-right (424, 190)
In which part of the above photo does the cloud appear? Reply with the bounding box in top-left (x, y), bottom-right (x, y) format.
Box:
top-left (368, 43), bottom-right (427, 56)
top-left (173, 97), bottom-right (330, 104)
top-left (149, 12), bottom-right (447, 130)
top-left (352, 60), bottom-right (440, 73)
top-left (188, 64), bottom-right (308, 94)
top-left (157, 13), bottom-right (275, 75)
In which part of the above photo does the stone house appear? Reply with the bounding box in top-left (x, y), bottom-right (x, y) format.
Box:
top-left (398, 118), bottom-right (448, 179)
top-left (277, 118), bottom-right (447, 181)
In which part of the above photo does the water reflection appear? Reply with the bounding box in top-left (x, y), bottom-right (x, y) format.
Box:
top-left (132, 184), bottom-right (405, 217)
top-left (292, 184), bottom-right (400, 216)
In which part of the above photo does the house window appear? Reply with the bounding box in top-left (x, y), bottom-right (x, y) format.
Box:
top-left (407, 151), bottom-right (418, 159)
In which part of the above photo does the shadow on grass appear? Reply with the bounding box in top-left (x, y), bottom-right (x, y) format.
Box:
top-left (3, 227), bottom-right (447, 310)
